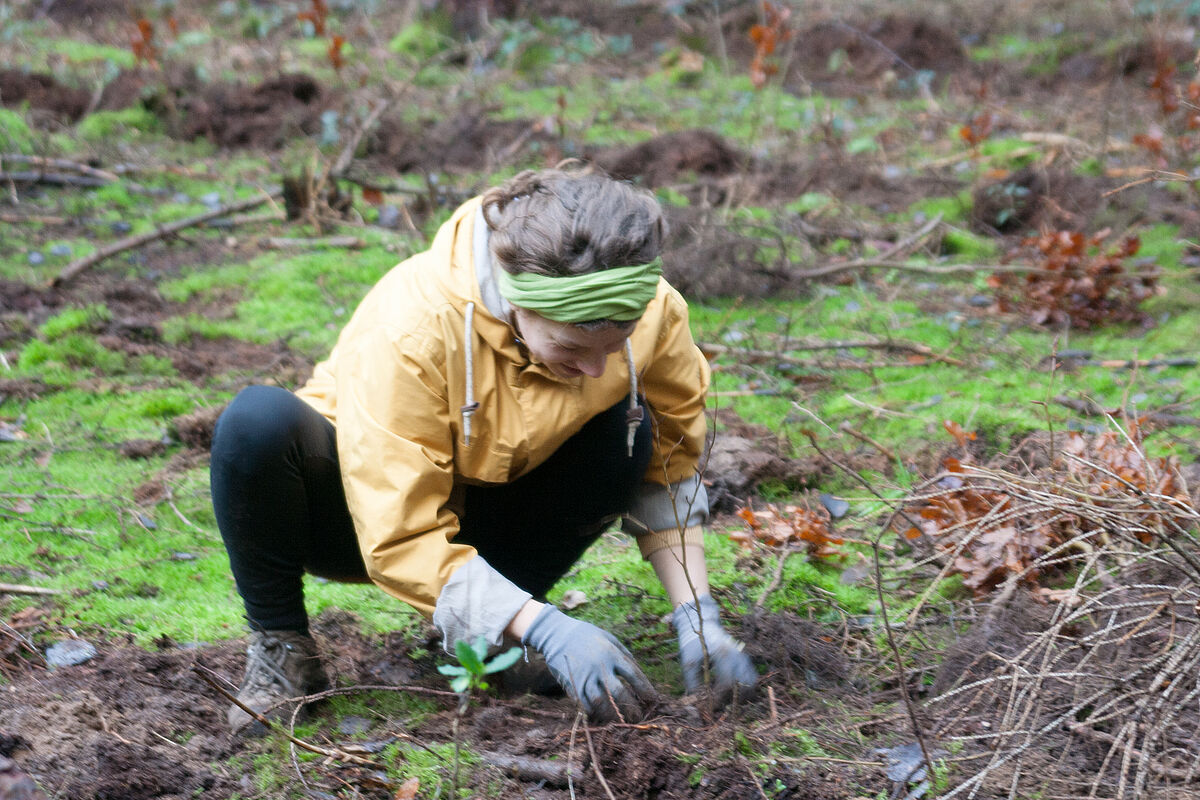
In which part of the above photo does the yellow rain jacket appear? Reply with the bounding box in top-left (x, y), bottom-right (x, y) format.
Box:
top-left (296, 197), bottom-right (709, 622)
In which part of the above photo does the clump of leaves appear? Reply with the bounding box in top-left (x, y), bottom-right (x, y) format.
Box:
top-left (131, 18), bottom-right (159, 67)
top-left (748, 1), bottom-right (793, 90)
top-left (437, 637), bottom-right (522, 694)
top-left (297, 0), bottom-right (329, 35)
top-left (733, 503), bottom-right (842, 557)
top-left (989, 229), bottom-right (1158, 328)
top-left (897, 420), bottom-right (1195, 594)
top-left (1133, 47), bottom-right (1200, 166)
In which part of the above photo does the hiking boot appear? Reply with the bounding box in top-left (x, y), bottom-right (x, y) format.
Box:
top-left (227, 630), bottom-right (330, 736)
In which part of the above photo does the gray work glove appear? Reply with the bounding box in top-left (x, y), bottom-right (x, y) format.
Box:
top-left (672, 594), bottom-right (758, 706)
top-left (522, 604), bottom-right (657, 722)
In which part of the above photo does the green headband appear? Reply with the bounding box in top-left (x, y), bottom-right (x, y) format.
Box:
top-left (497, 258), bottom-right (663, 323)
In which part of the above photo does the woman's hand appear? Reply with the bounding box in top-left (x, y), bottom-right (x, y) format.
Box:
top-left (672, 594), bottom-right (758, 706)
top-left (522, 605), bottom-right (658, 721)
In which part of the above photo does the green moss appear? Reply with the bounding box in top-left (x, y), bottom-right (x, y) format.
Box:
top-left (388, 14), bottom-right (453, 60)
top-left (39, 305), bottom-right (111, 339)
top-left (49, 39), bottom-right (136, 67)
top-left (908, 193), bottom-right (972, 226)
top-left (0, 108), bottom-right (37, 154)
top-left (77, 108), bottom-right (163, 141)
top-left (18, 334), bottom-right (126, 373)
top-left (942, 227), bottom-right (999, 260)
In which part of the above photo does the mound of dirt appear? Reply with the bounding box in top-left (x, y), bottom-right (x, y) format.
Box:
top-left (367, 109), bottom-right (558, 175)
top-left (783, 14), bottom-right (969, 95)
top-left (175, 73), bottom-right (328, 149)
top-left (591, 128), bottom-right (746, 188)
top-left (32, 0), bottom-right (125, 25)
top-left (0, 69), bottom-right (89, 124)
top-left (704, 409), bottom-right (826, 512)
top-left (0, 643), bottom-right (242, 799)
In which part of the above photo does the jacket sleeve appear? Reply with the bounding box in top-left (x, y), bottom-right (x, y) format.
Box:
top-left (334, 315), bottom-right (477, 619)
top-left (623, 284), bottom-right (711, 558)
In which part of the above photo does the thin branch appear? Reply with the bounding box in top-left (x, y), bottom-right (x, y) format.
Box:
top-left (582, 722), bottom-right (618, 800)
top-left (0, 581), bottom-right (60, 596)
top-left (52, 187), bottom-right (283, 287)
top-left (191, 664), bottom-right (385, 768)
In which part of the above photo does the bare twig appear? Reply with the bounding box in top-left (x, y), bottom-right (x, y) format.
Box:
top-left (191, 664), bottom-right (385, 769)
top-left (0, 582), bottom-right (60, 596)
top-left (698, 338), bottom-right (965, 367)
top-left (52, 187), bottom-right (284, 287)
top-left (261, 235), bottom-right (366, 250)
top-left (582, 723), bottom-right (618, 800)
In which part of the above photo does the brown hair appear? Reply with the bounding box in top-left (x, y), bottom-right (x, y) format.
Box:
top-left (481, 167), bottom-right (666, 279)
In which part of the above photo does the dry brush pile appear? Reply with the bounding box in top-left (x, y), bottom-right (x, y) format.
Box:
top-left (897, 420), bottom-right (1200, 798)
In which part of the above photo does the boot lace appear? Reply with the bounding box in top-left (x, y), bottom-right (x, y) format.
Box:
top-left (242, 634), bottom-right (303, 699)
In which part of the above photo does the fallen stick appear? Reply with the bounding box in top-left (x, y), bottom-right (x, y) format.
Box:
top-left (261, 235), bottom-right (365, 250)
top-left (0, 154), bottom-right (119, 181)
top-left (698, 340), bottom-right (964, 367)
top-left (1052, 395), bottom-right (1200, 429)
top-left (0, 213), bottom-right (68, 224)
top-left (0, 581), bottom-right (60, 596)
top-left (0, 171), bottom-right (110, 188)
top-left (52, 188), bottom-right (283, 288)
top-left (478, 750), bottom-right (585, 787)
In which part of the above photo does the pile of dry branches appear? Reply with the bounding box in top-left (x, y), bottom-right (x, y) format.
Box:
top-left (904, 424), bottom-right (1200, 799)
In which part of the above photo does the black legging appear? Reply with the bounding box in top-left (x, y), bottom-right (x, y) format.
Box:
top-left (210, 385), bottom-right (652, 632)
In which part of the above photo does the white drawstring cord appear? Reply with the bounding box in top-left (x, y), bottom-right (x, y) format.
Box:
top-left (625, 339), bottom-right (642, 457)
top-left (461, 302), bottom-right (479, 445)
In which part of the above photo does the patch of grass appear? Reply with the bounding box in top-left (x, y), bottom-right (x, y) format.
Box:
top-left (326, 689), bottom-right (438, 730)
top-left (941, 227), bottom-right (999, 260)
top-left (76, 107), bottom-right (163, 141)
top-left (18, 334), bottom-right (127, 375)
top-left (39, 304), bottom-right (112, 338)
top-left (0, 107), bottom-right (37, 154)
top-left (907, 193), bottom-right (973, 225)
top-left (0, 384), bottom-right (424, 645)
top-left (49, 38), bottom-right (136, 68)
top-left (691, 268), bottom-right (1200, 471)
top-left (159, 239), bottom-right (408, 357)
top-left (384, 740), bottom-right (472, 797)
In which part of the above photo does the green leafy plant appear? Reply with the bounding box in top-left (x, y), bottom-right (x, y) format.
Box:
top-left (437, 637), bottom-right (520, 795)
top-left (438, 637), bottom-right (522, 695)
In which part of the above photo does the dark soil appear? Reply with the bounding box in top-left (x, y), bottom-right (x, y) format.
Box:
top-left (0, 69), bottom-right (89, 124)
top-left (0, 605), bottom-right (867, 800)
top-left (367, 109), bottom-right (560, 175)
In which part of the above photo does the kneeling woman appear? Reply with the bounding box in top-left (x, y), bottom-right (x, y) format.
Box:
top-left (210, 167), bottom-right (757, 733)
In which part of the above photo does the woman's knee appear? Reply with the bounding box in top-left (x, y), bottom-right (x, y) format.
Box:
top-left (212, 386), bottom-right (330, 471)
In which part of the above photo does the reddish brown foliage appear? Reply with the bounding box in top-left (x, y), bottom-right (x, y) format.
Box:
top-left (1135, 47), bottom-right (1200, 161)
top-left (327, 34), bottom-right (346, 71)
top-left (131, 18), bottom-right (159, 67)
top-left (899, 421), bottom-right (1194, 594)
top-left (989, 228), bottom-right (1158, 328)
top-left (749, 2), bottom-right (792, 90)
top-left (298, 0), bottom-right (329, 36)
top-left (958, 110), bottom-right (993, 147)
top-left (733, 503), bottom-right (843, 557)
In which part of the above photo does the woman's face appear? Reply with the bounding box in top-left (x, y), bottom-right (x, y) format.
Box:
top-left (511, 307), bottom-right (633, 380)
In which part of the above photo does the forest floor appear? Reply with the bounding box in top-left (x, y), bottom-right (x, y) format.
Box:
top-left (2, 1), bottom-right (1200, 798)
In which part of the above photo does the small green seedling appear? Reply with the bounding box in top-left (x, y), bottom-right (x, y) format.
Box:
top-left (438, 637), bottom-right (522, 694)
